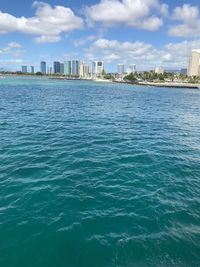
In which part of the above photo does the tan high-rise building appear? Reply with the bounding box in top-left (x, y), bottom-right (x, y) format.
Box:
top-left (79, 62), bottom-right (84, 78)
top-left (79, 62), bottom-right (90, 78)
top-left (188, 50), bottom-right (200, 76)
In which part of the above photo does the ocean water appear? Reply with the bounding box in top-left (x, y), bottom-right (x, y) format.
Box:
top-left (0, 76), bottom-right (200, 267)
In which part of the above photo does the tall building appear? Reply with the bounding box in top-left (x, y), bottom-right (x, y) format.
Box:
top-left (21, 65), bottom-right (28, 73)
top-left (40, 61), bottom-right (46, 74)
top-left (78, 62), bottom-right (90, 78)
top-left (188, 50), bottom-right (200, 76)
top-left (155, 67), bottom-right (164, 74)
top-left (31, 66), bottom-right (34, 74)
top-left (92, 61), bottom-right (104, 77)
top-left (117, 64), bottom-right (125, 74)
top-left (79, 62), bottom-right (84, 78)
top-left (71, 60), bottom-right (80, 76)
top-left (127, 64), bottom-right (136, 74)
top-left (48, 67), bottom-right (53, 75)
top-left (60, 63), bottom-right (64, 74)
top-left (53, 61), bottom-right (61, 74)
top-left (64, 61), bottom-right (71, 75)
top-left (84, 64), bottom-right (90, 77)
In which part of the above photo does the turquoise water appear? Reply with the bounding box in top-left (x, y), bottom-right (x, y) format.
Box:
top-left (0, 76), bottom-right (200, 267)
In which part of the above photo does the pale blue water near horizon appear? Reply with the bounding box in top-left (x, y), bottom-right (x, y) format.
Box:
top-left (0, 76), bottom-right (200, 267)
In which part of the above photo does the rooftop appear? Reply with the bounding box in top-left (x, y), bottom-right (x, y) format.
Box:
top-left (192, 50), bottom-right (200, 54)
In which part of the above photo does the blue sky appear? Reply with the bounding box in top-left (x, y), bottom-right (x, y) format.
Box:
top-left (0, 0), bottom-right (200, 72)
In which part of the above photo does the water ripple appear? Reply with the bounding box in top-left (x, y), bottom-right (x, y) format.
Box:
top-left (0, 77), bottom-right (200, 267)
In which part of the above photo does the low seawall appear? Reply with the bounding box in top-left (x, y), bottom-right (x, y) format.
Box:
top-left (114, 81), bottom-right (200, 89)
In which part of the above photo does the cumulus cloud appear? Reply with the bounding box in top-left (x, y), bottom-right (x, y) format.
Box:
top-left (85, 0), bottom-right (167, 31)
top-left (168, 4), bottom-right (200, 37)
top-left (98, 38), bottom-right (153, 55)
top-left (85, 38), bottom-right (156, 66)
top-left (0, 1), bottom-right (83, 43)
top-left (73, 35), bottom-right (99, 47)
top-left (85, 38), bottom-right (200, 69)
top-left (34, 35), bottom-right (61, 44)
top-left (0, 42), bottom-right (24, 57)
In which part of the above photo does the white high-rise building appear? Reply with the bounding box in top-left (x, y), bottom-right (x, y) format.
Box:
top-left (188, 50), bottom-right (200, 76)
top-left (155, 67), bottom-right (164, 74)
top-left (92, 61), bottom-right (104, 77)
top-left (127, 64), bottom-right (136, 74)
top-left (48, 67), bottom-right (53, 75)
top-left (117, 64), bottom-right (125, 74)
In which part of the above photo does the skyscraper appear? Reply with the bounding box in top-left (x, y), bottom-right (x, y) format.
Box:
top-left (40, 61), bottom-right (46, 74)
top-left (48, 67), bottom-right (53, 75)
top-left (117, 64), bottom-right (125, 74)
top-left (21, 65), bottom-right (28, 73)
top-left (71, 60), bottom-right (80, 76)
top-left (92, 61), bottom-right (104, 77)
top-left (188, 50), bottom-right (200, 76)
top-left (31, 66), bottom-right (34, 74)
top-left (60, 63), bottom-right (64, 74)
top-left (127, 64), bottom-right (136, 74)
top-left (79, 62), bottom-right (84, 78)
top-left (64, 61), bottom-right (71, 75)
top-left (53, 61), bottom-right (61, 74)
top-left (83, 64), bottom-right (90, 77)
top-left (155, 67), bottom-right (164, 74)
top-left (78, 62), bottom-right (90, 78)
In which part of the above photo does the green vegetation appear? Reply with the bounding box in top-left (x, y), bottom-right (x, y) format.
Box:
top-left (35, 72), bottom-right (43, 75)
top-left (104, 73), bottom-right (115, 80)
top-left (188, 76), bottom-right (199, 83)
top-left (123, 72), bottom-right (137, 82)
top-left (123, 71), bottom-right (200, 83)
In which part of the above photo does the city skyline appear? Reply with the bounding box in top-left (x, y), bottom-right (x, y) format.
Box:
top-left (0, 0), bottom-right (200, 71)
top-left (19, 59), bottom-right (190, 77)
top-left (20, 60), bottom-right (105, 78)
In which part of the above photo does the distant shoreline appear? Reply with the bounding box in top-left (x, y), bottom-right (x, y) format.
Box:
top-left (0, 74), bottom-right (199, 89)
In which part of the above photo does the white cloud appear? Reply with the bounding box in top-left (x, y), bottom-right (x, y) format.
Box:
top-left (103, 53), bottom-right (120, 62)
top-left (73, 35), bottom-right (99, 47)
top-left (85, 38), bottom-right (200, 70)
top-left (0, 42), bottom-right (24, 57)
top-left (160, 3), bottom-right (168, 17)
top-left (6, 42), bottom-right (22, 49)
top-left (0, 1), bottom-right (83, 43)
top-left (91, 38), bottom-right (154, 56)
top-left (85, 0), bottom-right (167, 31)
top-left (85, 38), bottom-right (155, 67)
top-left (34, 35), bottom-right (61, 43)
top-left (168, 4), bottom-right (200, 37)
